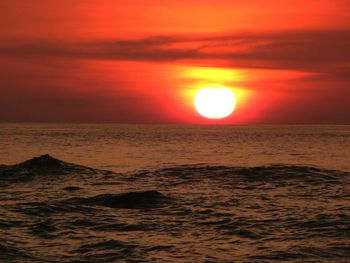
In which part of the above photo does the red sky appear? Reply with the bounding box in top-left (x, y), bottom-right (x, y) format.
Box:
top-left (0, 0), bottom-right (350, 124)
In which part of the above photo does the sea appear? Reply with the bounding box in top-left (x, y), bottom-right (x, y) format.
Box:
top-left (0, 124), bottom-right (349, 262)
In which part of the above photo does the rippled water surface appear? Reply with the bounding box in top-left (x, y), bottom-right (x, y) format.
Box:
top-left (0, 125), bottom-right (349, 262)
top-left (0, 124), bottom-right (350, 172)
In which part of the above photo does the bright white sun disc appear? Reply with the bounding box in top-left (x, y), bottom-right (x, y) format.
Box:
top-left (194, 87), bottom-right (236, 119)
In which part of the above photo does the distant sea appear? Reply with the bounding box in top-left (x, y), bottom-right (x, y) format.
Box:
top-left (1, 124), bottom-right (349, 172)
top-left (0, 124), bottom-right (349, 262)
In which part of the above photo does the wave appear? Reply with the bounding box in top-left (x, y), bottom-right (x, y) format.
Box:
top-left (0, 154), bottom-right (349, 184)
top-left (66, 190), bottom-right (172, 209)
top-left (1, 154), bottom-right (348, 185)
top-left (0, 154), bottom-right (110, 183)
top-left (148, 163), bottom-right (349, 187)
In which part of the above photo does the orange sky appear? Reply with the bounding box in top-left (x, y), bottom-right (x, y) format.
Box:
top-left (0, 0), bottom-right (350, 123)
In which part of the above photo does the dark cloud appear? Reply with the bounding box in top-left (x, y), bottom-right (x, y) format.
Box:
top-left (0, 57), bottom-right (170, 123)
top-left (1, 29), bottom-right (350, 74)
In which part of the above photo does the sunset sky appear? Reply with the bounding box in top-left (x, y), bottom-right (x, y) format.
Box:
top-left (0, 0), bottom-right (349, 124)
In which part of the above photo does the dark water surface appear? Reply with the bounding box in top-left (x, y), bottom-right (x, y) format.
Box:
top-left (0, 125), bottom-right (349, 262)
top-left (1, 155), bottom-right (349, 262)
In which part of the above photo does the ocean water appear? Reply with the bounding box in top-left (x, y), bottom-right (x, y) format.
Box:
top-left (0, 124), bottom-right (349, 262)
top-left (1, 124), bottom-right (350, 172)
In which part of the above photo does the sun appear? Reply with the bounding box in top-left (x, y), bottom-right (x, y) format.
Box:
top-left (194, 87), bottom-right (236, 119)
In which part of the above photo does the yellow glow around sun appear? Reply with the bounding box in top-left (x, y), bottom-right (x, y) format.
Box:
top-left (194, 87), bottom-right (236, 119)
top-left (178, 66), bottom-right (251, 121)
top-left (182, 67), bottom-right (246, 83)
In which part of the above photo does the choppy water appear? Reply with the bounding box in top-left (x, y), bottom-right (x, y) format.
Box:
top-left (0, 125), bottom-right (350, 262)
